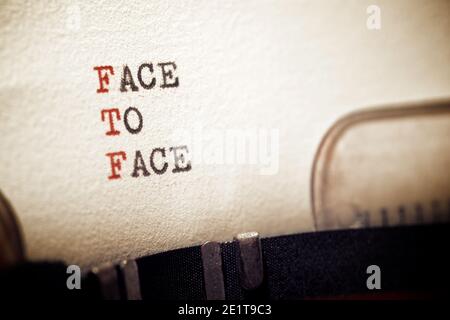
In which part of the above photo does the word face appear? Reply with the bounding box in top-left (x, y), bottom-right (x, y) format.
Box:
top-left (105, 146), bottom-right (191, 180)
top-left (94, 62), bottom-right (179, 94)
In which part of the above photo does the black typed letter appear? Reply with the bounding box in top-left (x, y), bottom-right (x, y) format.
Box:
top-left (131, 150), bottom-right (150, 177)
top-left (137, 63), bottom-right (156, 89)
top-left (120, 65), bottom-right (139, 92)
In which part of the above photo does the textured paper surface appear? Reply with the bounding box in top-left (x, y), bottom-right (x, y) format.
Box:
top-left (0, 0), bottom-right (449, 267)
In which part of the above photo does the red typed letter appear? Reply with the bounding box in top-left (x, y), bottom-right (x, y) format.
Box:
top-left (105, 151), bottom-right (127, 180)
top-left (94, 66), bottom-right (114, 93)
top-left (101, 108), bottom-right (121, 136)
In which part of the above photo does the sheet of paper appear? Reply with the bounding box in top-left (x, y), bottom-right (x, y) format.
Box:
top-left (0, 0), bottom-right (449, 267)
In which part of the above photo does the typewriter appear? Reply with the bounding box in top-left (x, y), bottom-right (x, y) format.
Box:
top-left (0, 0), bottom-right (449, 302)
